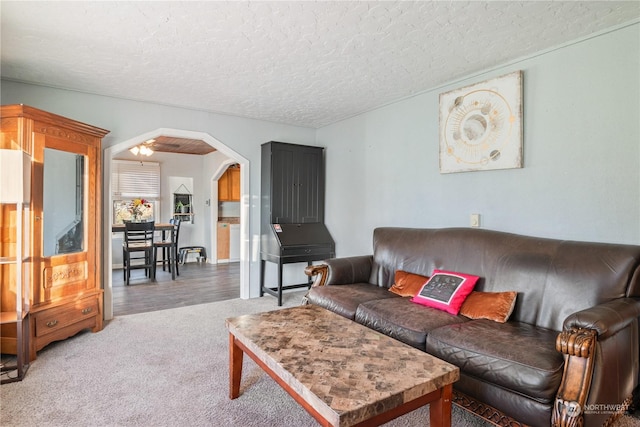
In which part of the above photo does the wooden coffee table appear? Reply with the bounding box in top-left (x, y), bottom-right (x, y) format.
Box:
top-left (226, 304), bottom-right (459, 426)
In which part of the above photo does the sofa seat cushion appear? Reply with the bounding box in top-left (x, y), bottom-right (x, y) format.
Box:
top-left (306, 283), bottom-right (398, 320)
top-left (426, 319), bottom-right (564, 402)
top-left (355, 297), bottom-right (469, 350)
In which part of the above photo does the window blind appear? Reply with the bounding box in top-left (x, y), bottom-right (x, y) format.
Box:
top-left (112, 160), bottom-right (160, 199)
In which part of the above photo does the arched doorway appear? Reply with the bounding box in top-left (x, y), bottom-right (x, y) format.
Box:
top-left (102, 128), bottom-right (250, 320)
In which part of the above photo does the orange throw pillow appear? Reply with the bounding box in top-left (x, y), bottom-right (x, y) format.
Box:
top-left (459, 291), bottom-right (518, 323)
top-left (389, 270), bottom-right (430, 297)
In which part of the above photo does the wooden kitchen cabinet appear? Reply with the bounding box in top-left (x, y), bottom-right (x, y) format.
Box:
top-left (0, 105), bottom-right (109, 361)
top-left (218, 165), bottom-right (240, 201)
top-left (217, 222), bottom-right (230, 260)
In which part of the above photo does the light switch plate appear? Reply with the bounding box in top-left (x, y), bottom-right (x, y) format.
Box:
top-left (470, 213), bottom-right (481, 228)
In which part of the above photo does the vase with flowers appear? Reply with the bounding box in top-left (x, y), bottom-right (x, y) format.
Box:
top-left (129, 198), bottom-right (151, 222)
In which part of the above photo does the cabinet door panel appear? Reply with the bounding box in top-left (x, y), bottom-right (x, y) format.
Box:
top-left (218, 171), bottom-right (230, 201)
top-left (271, 147), bottom-right (296, 223)
top-left (296, 149), bottom-right (323, 223)
top-left (229, 168), bottom-right (240, 201)
top-left (217, 223), bottom-right (230, 259)
top-left (218, 167), bottom-right (240, 202)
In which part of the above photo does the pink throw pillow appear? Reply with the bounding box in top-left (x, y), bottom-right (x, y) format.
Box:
top-left (411, 269), bottom-right (479, 315)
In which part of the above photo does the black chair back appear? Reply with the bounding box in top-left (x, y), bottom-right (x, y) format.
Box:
top-left (124, 221), bottom-right (155, 246)
top-left (170, 218), bottom-right (181, 246)
top-left (122, 221), bottom-right (155, 285)
top-left (163, 218), bottom-right (182, 277)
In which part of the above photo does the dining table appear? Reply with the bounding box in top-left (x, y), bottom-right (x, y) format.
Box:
top-left (111, 222), bottom-right (174, 233)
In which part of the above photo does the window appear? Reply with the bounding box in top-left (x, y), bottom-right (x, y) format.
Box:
top-left (112, 160), bottom-right (160, 224)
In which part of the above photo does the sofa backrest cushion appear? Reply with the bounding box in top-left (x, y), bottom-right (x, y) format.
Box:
top-left (370, 227), bottom-right (640, 331)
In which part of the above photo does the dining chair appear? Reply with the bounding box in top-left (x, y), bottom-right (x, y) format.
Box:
top-left (155, 219), bottom-right (180, 279)
top-left (157, 218), bottom-right (176, 273)
top-left (122, 221), bottom-right (155, 285)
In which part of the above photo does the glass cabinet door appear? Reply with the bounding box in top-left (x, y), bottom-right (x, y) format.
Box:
top-left (43, 148), bottom-right (85, 256)
top-left (33, 136), bottom-right (98, 305)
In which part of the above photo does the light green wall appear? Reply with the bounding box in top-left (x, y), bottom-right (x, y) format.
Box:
top-left (317, 22), bottom-right (640, 255)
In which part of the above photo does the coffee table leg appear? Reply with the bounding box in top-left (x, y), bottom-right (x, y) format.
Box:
top-left (229, 333), bottom-right (244, 399)
top-left (429, 383), bottom-right (453, 427)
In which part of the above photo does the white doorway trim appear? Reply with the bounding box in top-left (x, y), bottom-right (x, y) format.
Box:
top-left (102, 128), bottom-right (250, 320)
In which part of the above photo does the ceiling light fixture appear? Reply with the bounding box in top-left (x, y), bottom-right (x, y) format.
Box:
top-left (130, 139), bottom-right (155, 156)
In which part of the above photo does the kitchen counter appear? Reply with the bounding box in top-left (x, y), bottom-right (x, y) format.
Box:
top-left (218, 217), bottom-right (240, 224)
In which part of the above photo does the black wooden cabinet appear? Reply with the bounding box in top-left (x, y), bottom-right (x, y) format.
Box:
top-left (260, 141), bottom-right (334, 306)
top-left (262, 141), bottom-right (325, 224)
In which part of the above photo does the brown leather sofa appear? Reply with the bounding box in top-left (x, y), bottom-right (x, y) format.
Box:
top-left (304, 227), bottom-right (640, 427)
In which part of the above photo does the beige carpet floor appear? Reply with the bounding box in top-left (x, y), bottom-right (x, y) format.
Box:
top-left (1, 291), bottom-right (638, 427)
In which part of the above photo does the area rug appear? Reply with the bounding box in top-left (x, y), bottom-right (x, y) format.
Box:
top-left (0, 292), bottom-right (636, 426)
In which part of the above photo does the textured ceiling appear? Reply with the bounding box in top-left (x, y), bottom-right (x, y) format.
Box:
top-left (1, 1), bottom-right (639, 128)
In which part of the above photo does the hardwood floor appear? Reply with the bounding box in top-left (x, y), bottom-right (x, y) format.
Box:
top-left (112, 261), bottom-right (240, 316)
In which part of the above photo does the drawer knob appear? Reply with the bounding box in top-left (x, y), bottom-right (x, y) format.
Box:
top-left (46, 320), bottom-right (59, 328)
top-left (82, 307), bottom-right (93, 315)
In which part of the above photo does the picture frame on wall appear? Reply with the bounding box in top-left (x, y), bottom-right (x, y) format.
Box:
top-left (439, 71), bottom-right (523, 174)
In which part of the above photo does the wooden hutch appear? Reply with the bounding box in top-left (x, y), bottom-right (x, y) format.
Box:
top-left (1, 105), bottom-right (109, 362)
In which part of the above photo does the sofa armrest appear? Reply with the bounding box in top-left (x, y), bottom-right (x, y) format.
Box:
top-left (553, 327), bottom-right (597, 426)
top-left (553, 298), bottom-right (640, 426)
top-left (563, 298), bottom-right (640, 340)
top-left (304, 255), bottom-right (373, 287)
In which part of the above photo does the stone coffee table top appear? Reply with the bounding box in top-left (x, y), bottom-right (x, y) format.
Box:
top-left (226, 304), bottom-right (459, 426)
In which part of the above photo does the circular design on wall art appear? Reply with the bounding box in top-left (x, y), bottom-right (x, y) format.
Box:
top-left (443, 89), bottom-right (515, 166)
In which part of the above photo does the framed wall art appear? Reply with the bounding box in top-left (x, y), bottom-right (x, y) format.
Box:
top-left (439, 71), bottom-right (523, 173)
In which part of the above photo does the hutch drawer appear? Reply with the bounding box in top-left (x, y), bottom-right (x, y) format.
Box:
top-left (34, 297), bottom-right (99, 338)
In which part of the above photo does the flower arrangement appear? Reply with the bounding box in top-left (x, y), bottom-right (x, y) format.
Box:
top-left (115, 198), bottom-right (153, 223)
top-left (129, 198), bottom-right (151, 221)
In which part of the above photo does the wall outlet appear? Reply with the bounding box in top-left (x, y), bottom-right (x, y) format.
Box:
top-left (470, 213), bottom-right (481, 228)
